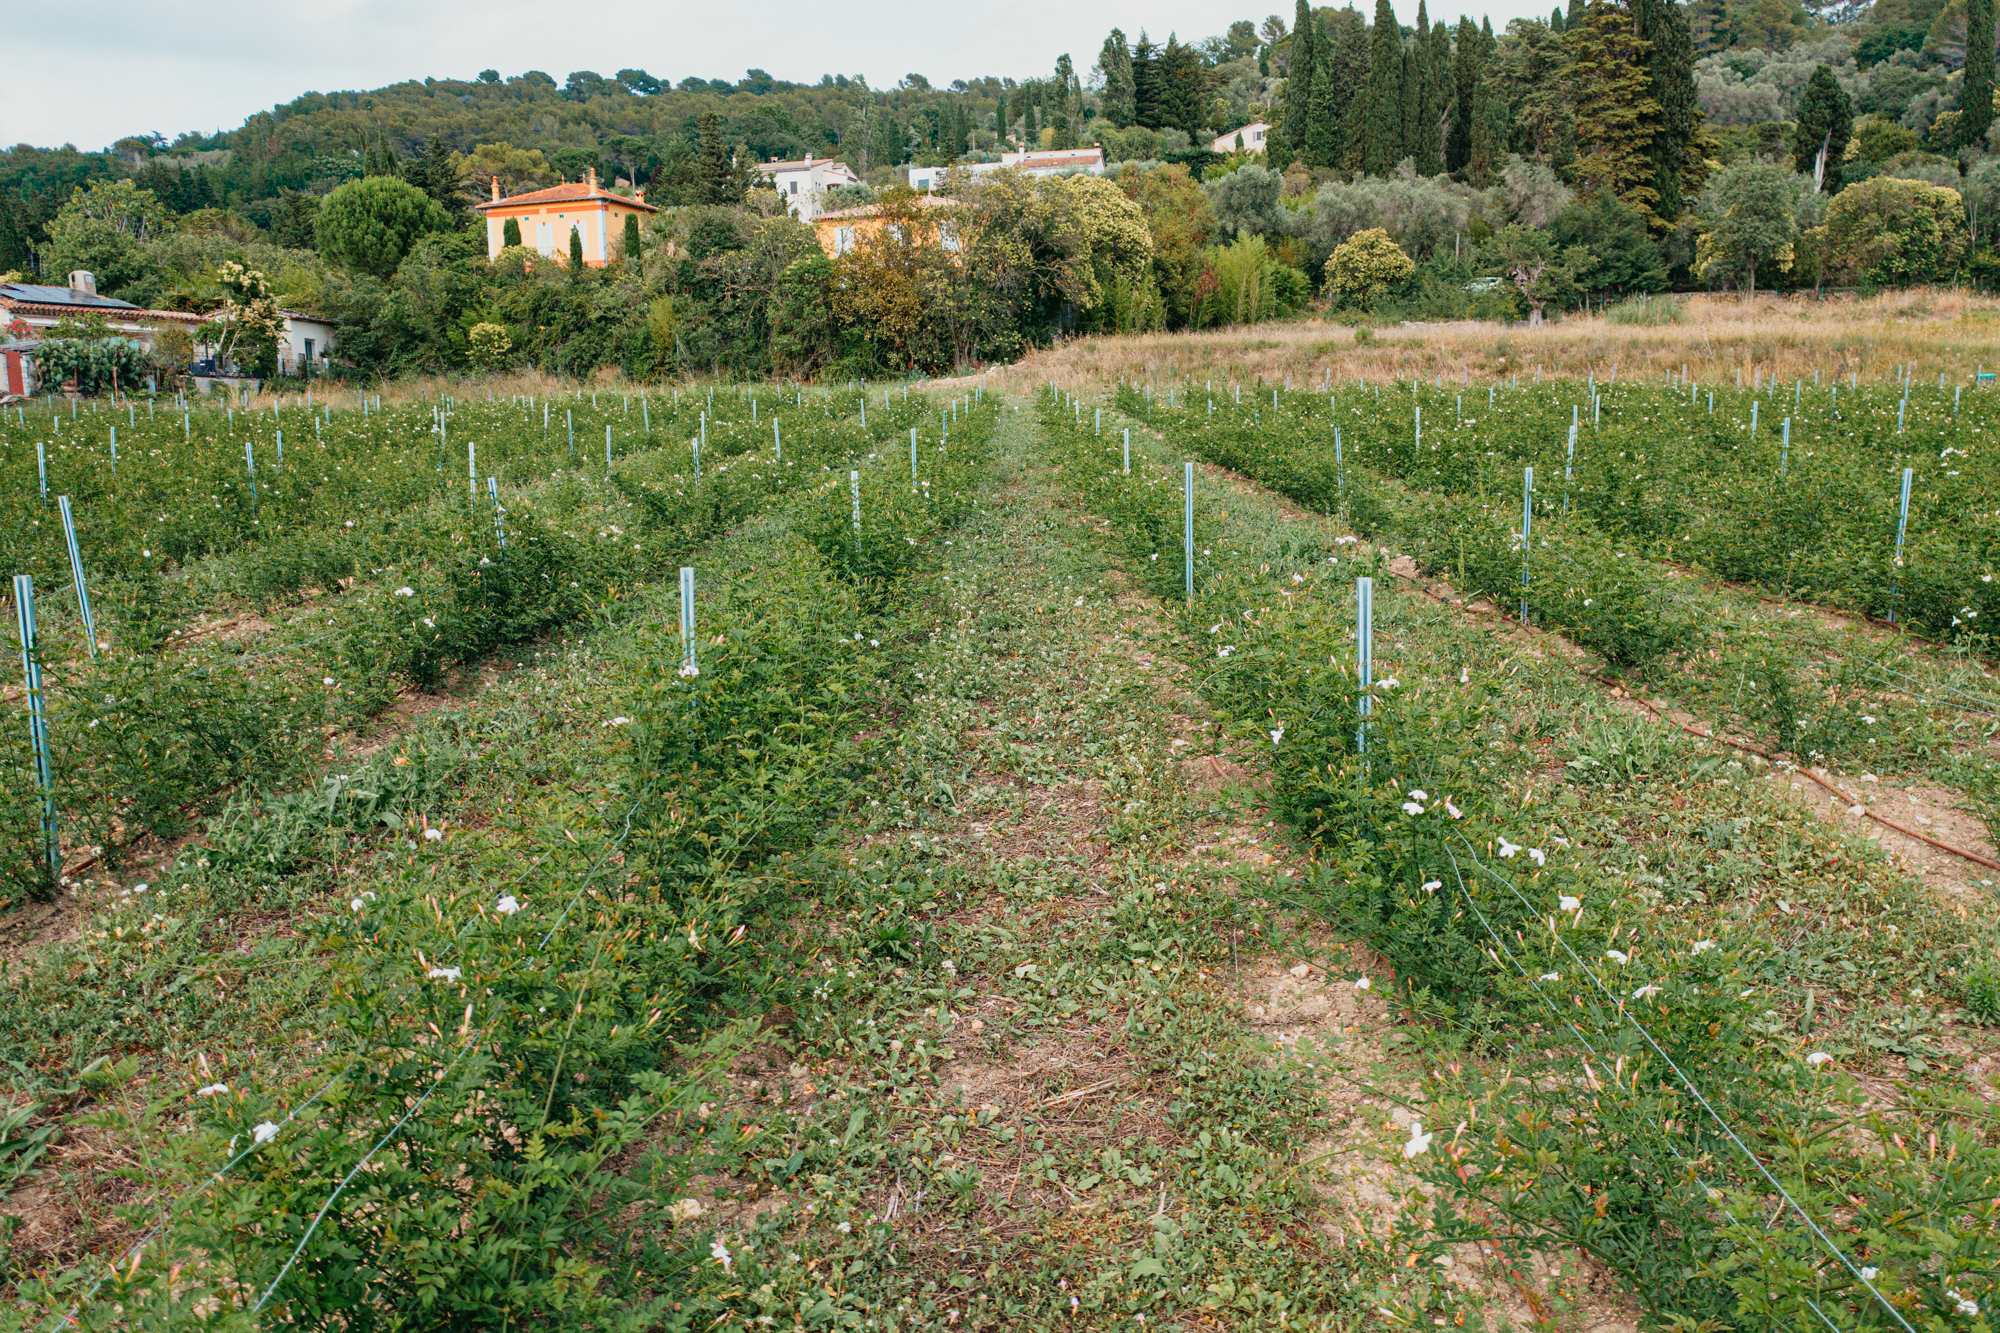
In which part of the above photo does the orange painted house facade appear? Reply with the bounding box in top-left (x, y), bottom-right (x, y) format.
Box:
top-left (811, 194), bottom-right (964, 261)
top-left (475, 169), bottom-right (657, 267)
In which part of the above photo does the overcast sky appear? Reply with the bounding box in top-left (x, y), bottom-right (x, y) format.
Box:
top-left (5, 0), bottom-right (1554, 153)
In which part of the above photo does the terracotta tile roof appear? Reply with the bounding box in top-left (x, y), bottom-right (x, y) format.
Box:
top-left (478, 181), bottom-right (656, 213)
top-left (812, 194), bottom-right (961, 223)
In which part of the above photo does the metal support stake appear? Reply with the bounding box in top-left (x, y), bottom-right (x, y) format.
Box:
top-left (1780, 418), bottom-right (1790, 475)
top-left (1889, 467), bottom-right (1913, 623)
top-left (1521, 467), bottom-right (1534, 625)
top-left (1184, 461), bottom-right (1195, 602)
top-left (1356, 577), bottom-right (1373, 757)
top-left (57, 497), bottom-right (96, 656)
top-left (14, 575), bottom-right (59, 888)
top-left (488, 477), bottom-right (507, 554)
top-left (680, 567), bottom-right (698, 678)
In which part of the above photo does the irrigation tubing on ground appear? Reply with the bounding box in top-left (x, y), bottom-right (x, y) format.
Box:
top-left (1446, 833), bottom-right (1918, 1332)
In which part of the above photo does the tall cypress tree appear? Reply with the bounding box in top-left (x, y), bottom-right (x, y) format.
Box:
top-left (1447, 15), bottom-right (1482, 172)
top-left (1401, 44), bottom-right (1424, 168)
top-left (997, 92), bottom-right (1010, 149)
top-left (1365, 0), bottom-right (1406, 174)
top-left (1468, 18), bottom-right (1507, 185)
top-left (1328, 6), bottom-right (1372, 169)
top-left (1053, 54), bottom-right (1080, 149)
top-left (1307, 28), bottom-right (1342, 166)
top-left (1282, 0), bottom-right (1317, 168)
top-left (1099, 30), bottom-right (1137, 128)
top-left (1634, 0), bottom-right (1701, 224)
top-left (1418, 12), bottom-right (1450, 174)
top-left (622, 211), bottom-right (643, 264)
top-left (1792, 64), bottom-right (1854, 191)
top-left (568, 223), bottom-right (585, 273)
top-left (1551, 5), bottom-right (1566, 31)
top-left (1964, 0), bottom-right (1996, 147)
top-left (502, 217), bottom-right (522, 247)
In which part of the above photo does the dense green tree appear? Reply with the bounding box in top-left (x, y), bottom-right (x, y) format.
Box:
top-left (1552, 4), bottom-right (1567, 30)
top-left (1280, 0), bottom-right (1317, 167)
top-left (1098, 30), bottom-right (1137, 129)
top-left (567, 222), bottom-right (586, 273)
top-left (418, 134), bottom-right (467, 224)
top-left (1964, 0), bottom-right (1996, 147)
top-left (1633, 0), bottom-right (1701, 224)
top-left (1416, 8), bottom-right (1449, 174)
top-left (1569, 2), bottom-right (1663, 224)
top-left (1447, 15), bottom-right (1482, 172)
top-left (502, 217), bottom-right (522, 247)
top-left (1326, 6), bottom-right (1372, 169)
top-left (997, 92), bottom-right (1011, 147)
top-left (1307, 28), bottom-right (1344, 166)
top-left (694, 112), bottom-right (751, 204)
top-left (272, 189), bottom-right (320, 249)
top-left (1365, 0), bottom-right (1406, 174)
top-left (1552, 187), bottom-right (1667, 292)
top-left (622, 212), bottom-right (643, 265)
top-left (1694, 162), bottom-right (1799, 294)
top-left (317, 175), bottom-right (451, 279)
top-left (1159, 36), bottom-right (1210, 140)
top-left (1401, 45), bottom-right (1423, 168)
top-left (1052, 55), bottom-right (1080, 149)
top-left (1133, 33), bottom-right (1164, 129)
top-left (1792, 64), bottom-right (1854, 193)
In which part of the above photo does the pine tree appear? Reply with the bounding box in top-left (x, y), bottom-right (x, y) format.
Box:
top-left (1551, 5), bottom-right (1566, 31)
top-left (1964, 0), bottom-right (1996, 147)
top-left (1100, 30), bottom-right (1137, 128)
top-left (623, 212), bottom-right (643, 265)
top-left (1448, 15), bottom-right (1482, 172)
top-left (1792, 63), bottom-right (1854, 191)
top-left (1160, 35), bottom-right (1208, 140)
top-left (1365, 0), bottom-right (1406, 175)
top-left (1133, 32), bottom-right (1164, 128)
top-left (502, 217), bottom-right (522, 247)
top-left (1307, 29), bottom-right (1343, 166)
top-left (1283, 0), bottom-right (1317, 168)
top-left (420, 134), bottom-right (466, 225)
top-left (1634, 0), bottom-right (1701, 223)
top-left (1568, 1), bottom-right (1663, 223)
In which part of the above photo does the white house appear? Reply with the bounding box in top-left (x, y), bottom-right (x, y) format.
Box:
top-left (278, 311), bottom-right (338, 376)
top-left (756, 155), bottom-right (863, 220)
top-left (1, 272), bottom-right (205, 396)
top-left (906, 147), bottom-right (1106, 194)
top-left (1211, 122), bottom-right (1270, 155)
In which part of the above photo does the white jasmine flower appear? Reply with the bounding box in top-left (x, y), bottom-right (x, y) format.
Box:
top-left (710, 1238), bottom-right (732, 1272)
top-left (1691, 939), bottom-right (1716, 954)
top-left (350, 898), bottom-right (365, 912)
top-left (427, 967), bottom-right (462, 981)
top-left (1336, 535), bottom-right (1358, 544)
top-left (1218, 645), bottom-right (1236, 657)
top-left (423, 617), bottom-right (435, 627)
top-left (1074, 596), bottom-right (1085, 606)
top-left (1353, 976), bottom-right (1372, 990)
top-left (1528, 848), bottom-right (1547, 866)
top-left (1444, 800), bottom-right (1462, 819)
top-left (252, 1121), bottom-right (279, 1144)
top-left (1402, 801), bottom-right (1425, 815)
top-left (1559, 895), bottom-right (1581, 911)
top-left (196, 1083), bottom-right (230, 1096)
top-left (496, 895), bottom-right (521, 915)
top-left (1421, 880), bottom-right (1442, 893)
top-left (395, 586), bottom-right (414, 597)
top-left (1377, 677), bottom-right (1399, 688)
top-left (679, 663), bottom-right (699, 678)
top-left (323, 677), bottom-right (335, 685)
top-left (1408, 788), bottom-right (1428, 801)
top-left (1806, 1051), bottom-right (1833, 1066)
top-left (1605, 949), bottom-right (1629, 965)
top-left (1269, 726), bottom-right (1285, 744)
top-left (1632, 984), bottom-right (1660, 1000)
top-left (424, 827), bottom-right (443, 842)
top-left (1498, 837), bottom-right (1521, 858)
top-left (1402, 1122), bottom-right (1433, 1157)
top-left (1539, 973), bottom-right (1561, 982)
top-left (1858, 1267), bottom-right (1876, 1280)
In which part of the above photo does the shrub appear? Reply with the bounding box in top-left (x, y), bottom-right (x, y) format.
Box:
top-left (1324, 227), bottom-right (1415, 305)
top-left (1605, 294), bottom-right (1687, 325)
top-left (1817, 174), bottom-right (1971, 286)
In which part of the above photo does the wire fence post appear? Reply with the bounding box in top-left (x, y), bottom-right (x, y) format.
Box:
top-left (1889, 466), bottom-right (1913, 624)
top-left (1520, 467), bottom-right (1534, 625)
top-left (37, 442), bottom-right (48, 505)
top-left (1356, 576), bottom-right (1373, 758)
top-left (467, 440), bottom-right (477, 502)
top-left (910, 427), bottom-right (919, 491)
top-left (13, 576), bottom-right (60, 890)
top-left (774, 418), bottom-right (782, 459)
top-left (1183, 461), bottom-right (1195, 602)
top-left (605, 424), bottom-right (613, 473)
top-left (1122, 428), bottom-right (1130, 475)
top-left (57, 497), bottom-right (97, 657)
top-left (1780, 418), bottom-right (1790, 475)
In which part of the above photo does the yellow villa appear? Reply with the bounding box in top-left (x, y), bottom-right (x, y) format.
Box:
top-left (476, 168), bottom-right (656, 267)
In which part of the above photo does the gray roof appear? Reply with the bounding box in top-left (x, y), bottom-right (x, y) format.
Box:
top-left (0, 283), bottom-right (139, 311)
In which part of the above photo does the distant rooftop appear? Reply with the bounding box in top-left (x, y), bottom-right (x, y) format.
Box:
top-left (0, 283), bottom-right (140, 311)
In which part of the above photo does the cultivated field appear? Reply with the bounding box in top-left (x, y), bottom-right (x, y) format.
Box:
top-left (0, 301), bottom-right (1995, 1330)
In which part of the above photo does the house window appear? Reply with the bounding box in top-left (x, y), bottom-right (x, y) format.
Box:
top-left (789, 180), bottom-right (799, 194)
top-left (835, 226), bottom-right (854, 256)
